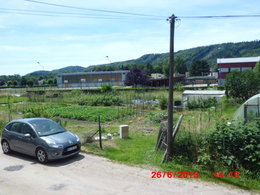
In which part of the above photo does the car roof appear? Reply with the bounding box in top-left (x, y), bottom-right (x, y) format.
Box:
top-left (9, 118), bottom-right (51, 124)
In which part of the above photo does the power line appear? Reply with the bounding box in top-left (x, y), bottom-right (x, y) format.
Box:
top-left (0, 8), bottom-right (164, 20)
top-left (25, 0), bottom-right (166, 19)
top-left (178, 14), bottom-right (260, 19)
top-left (0, 8), bottom-right (127, 17)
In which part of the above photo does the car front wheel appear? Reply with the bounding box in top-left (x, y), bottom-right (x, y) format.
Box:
top-left (36, 148), bottom-right (48, 163)
top-left (2, 141), bottom-right (11, 154)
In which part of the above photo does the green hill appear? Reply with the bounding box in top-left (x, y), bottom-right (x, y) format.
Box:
top-left (88, 40), bottom-right (260, 70)
top-left (28, 40), bottom-right (260, 75)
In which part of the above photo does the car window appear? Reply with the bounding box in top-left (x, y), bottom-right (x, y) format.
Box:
top-left (5, 123), bottom-right (13, 131)
top-left (10, 122), bottom-right (22, 134)
top-left (30, 119), bottom-right (66, 136)
top-left (21, 123), bottom-right (37, 138)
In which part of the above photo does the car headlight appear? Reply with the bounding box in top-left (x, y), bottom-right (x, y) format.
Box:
top-left (75, 134), bottom-right (80, 142)
top-left (46, 140), bottom-right (63, 148)
top-left (49, 143), bottom-right (63, 148)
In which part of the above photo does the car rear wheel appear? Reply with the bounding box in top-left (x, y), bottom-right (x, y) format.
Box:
top-left (36, 148), bottom-right (48, 163)
top-left (2, 140), bottom-right (11, 154)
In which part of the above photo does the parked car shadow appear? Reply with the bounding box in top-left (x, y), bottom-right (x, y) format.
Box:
top-left (47, 154), bottom-right (85, 167)
top-left (7, 151), bottom-right (38, 164)
top-left (6, 151), bottom-right (85, 167)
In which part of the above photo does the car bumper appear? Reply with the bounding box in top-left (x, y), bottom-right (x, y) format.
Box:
top-left (46, 143), bottom-right (81, 160)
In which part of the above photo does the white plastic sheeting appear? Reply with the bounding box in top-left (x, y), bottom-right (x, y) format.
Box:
top-left (233, 94), bottom-right (260, 122)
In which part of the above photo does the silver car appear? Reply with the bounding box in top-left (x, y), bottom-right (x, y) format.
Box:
top-left (1, 118), bottom-right (81, 163)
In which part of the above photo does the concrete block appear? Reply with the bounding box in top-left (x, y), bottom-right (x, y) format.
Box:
top-left (119, 125), bottom-right (129, 139)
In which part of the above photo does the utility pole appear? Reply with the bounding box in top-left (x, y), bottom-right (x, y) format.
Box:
top-left (166, 14), bottom-right (176, 162)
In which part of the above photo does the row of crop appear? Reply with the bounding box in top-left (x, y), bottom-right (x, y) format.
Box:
top-left (21, 104), bottom-right (135, 122)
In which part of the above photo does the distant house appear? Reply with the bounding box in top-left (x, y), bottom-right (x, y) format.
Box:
top-left (57, 70), bottom-right (129, 88)
top-left (148, 74), bottom-right (185, 87)
top-left (185, 76), bottom-right (217, 86)
top-left (217, 56), bottom-right (260, 85)
top-left (151, 73), bottom-right (165, 79)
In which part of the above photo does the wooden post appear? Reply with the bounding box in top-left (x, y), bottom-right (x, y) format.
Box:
top-left (166, 14), bottom-right (176, 162)
top-left (98, 116), bottom-right (103, 149)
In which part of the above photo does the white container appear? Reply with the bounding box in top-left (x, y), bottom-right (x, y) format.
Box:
top-left (119, 125), bottom-right (129, 139)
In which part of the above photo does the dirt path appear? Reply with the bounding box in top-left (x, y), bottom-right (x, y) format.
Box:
top-left (0, 152), bottom-right (255, 195)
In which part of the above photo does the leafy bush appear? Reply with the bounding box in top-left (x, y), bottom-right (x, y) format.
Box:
top-left (149, 112), bottom-right (168, 123)
top-left (209, 120), bottom-right (260, 172)
top-left (174, 82), bottom-right (184, 91)
top-left (225, 70), bottom-right (259, 101)
top-left (159, 96), bottom-right (168, 110)
top-left (172, 119), bottom-right (259, 174)
top-left (173, 131), bottom-right (202, 162)
top-left (187, 97), bottom-right (217, 109)
top-left (100, 84), bottom-right (113, 93)
top-left (0, 120), bottom-right (6, 136)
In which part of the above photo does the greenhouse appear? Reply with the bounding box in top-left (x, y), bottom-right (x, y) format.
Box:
top-left (234, 94), bottom-right (260, 122)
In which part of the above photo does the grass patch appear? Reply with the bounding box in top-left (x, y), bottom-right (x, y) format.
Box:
top-left (0, 96), bottom-right (28, 104)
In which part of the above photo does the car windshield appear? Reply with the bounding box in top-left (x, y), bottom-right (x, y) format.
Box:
top-left (30, 119), bottom-right (66, 136)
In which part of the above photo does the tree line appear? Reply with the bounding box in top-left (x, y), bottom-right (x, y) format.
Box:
top-left (87, 57), bottom-right (210, 77)
top-left (0, 74), bottom-right (57, 88)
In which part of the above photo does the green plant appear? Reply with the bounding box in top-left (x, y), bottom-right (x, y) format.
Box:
top-left (149, 112), bottom-right (168, 123)
top-left (209, 120), bottom-right (260, 173)
top-left (0, 120), bottom-right (6, 136)
top-left (77, 95), bottom-right (123, 106)
top-left (187, 97), bottom-right (217, 109)
top-left (174, 82), bottom-right (184, 91)
top-left (100, 84), bottom-right (113, 93)
top-left (21, 104), bottom-right (134, 122)
top-left (159, 96), bottom-right (168, 110)
top-left (225, 70), bottom-right (258, 101)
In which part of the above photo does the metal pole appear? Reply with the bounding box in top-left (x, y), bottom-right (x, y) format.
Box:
top-left (166, 14), bottom-right (176, 162)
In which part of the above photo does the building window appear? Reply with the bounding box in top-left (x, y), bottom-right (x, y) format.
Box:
top-left (64, 80), bottom-right (68, 83)
top-left (230, 67), bottom-right (240, 72)
top-left (98, 79), bottom-right (102, 82)
top-left (219, 68), bottom-right (229, 72)
top-left (241, 67), bottom-right (252, 71)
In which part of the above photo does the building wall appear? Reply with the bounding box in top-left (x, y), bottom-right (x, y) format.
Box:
top-left (218, 61), bottom-right (257, 85)
top-left (57, 71), bottom-right (129, 88)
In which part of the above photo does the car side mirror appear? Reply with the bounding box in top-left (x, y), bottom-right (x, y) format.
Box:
top-left (24, 133), bottom-right (31, 138)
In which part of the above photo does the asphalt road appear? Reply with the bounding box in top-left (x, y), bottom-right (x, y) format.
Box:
top-left (0, 151), bottom-right (253, 195)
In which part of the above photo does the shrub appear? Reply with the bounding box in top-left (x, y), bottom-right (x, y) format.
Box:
top-left (209, 120), bottom-right (260, 172)
top-left (0, 120), bottom-right (6, 136)
top-left (172, 119), bottom-right (259, 174)
top-left (100, 84), bottom-right (113, 93)
top-left (225, 70), bottom-right (258, 101)
top-left (174, 82), bottom-right (184, 91)
top-left (77, 95), bottom-right (123, 106)
top-left (149, 112), bottom-right (168, 123)
top-left (173, 131), bottom-right (202, 163)
top-left (159, 96), bottom-right (168, 110)
top-left (187, 97), bottom-right (217, 109)
top-left (91, 95), bottom-right (123, 106)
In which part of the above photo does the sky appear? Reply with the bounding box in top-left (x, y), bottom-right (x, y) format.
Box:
top-left (0, 0), bottom-right (260, 76)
